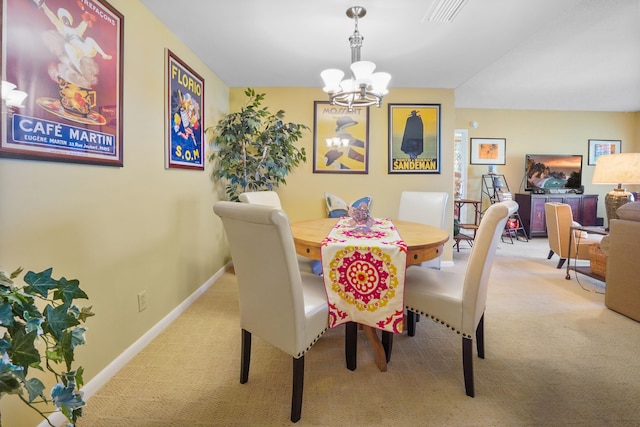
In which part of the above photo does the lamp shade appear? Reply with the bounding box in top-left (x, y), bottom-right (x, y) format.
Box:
top-left (350, 60), bottom-right (376, 83)
top-left (592, 153), bottom-right (640, 184)
top-left (320, 69), bottom-right (345, 93)
top-left (370, 72), bottom-right (391, 95)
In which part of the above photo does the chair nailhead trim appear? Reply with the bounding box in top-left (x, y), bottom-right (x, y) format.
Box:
top-left (296, 328), bottom-right (328, 358)
top-left (405, 306), bottom-right (472, 339)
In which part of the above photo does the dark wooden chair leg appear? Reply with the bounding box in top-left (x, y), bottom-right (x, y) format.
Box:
top-left (547, 250), bottom-right (554, 260)
top-left (345, 322), bottom-right (357, 371)
top-left (476, 314), bottom-right (485, 359)
top-left (291, 356), bottom-right (304, 423)
top-left (382, 331), bottom-right (393, 363)
top-left (462, 337), bottom-right (474, 397)
top-left (240, 329), bottom-right (251, 384)
top-left (557, 258), bottom-right (566, 269)
top-left (407, 310), bottom-right (417, 337)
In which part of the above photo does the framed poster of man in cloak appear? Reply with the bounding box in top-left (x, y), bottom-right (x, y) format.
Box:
top-left (388, 104), bottom-right (441, 174)
top-left (1, 0), bottom-right (124, 166)
top-left (313, 101), bottom-right (369, 174)
top-left (166, 50), bottom-right (204, 170)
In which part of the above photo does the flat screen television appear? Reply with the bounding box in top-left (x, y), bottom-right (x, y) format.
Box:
top-left (525, 154), bottom-right (583, 192)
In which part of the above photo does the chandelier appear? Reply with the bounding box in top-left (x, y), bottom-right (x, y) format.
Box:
top-left (320, 6), bottom-right (390, 111)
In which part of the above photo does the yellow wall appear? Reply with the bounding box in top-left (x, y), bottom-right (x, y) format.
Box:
top-left (2, 1), bottom-right (639, 425)
top-left (230, 87), bottom-right (457, 264)
top-left (0, 1), bottom-right (229, 425)
top-left (455, 109), bottom-right (640, 217)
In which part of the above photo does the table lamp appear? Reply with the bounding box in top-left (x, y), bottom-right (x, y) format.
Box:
top-left (592, 153), bottom-right (640, 229)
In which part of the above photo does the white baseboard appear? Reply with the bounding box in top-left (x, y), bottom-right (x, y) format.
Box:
top-left (38, 262), bottom-right (231, 427)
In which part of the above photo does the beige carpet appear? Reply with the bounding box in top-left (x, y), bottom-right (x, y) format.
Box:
top-left (78, 237), bottom-right (640, 426)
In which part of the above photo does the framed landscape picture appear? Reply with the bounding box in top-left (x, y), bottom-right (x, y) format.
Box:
top-left (470, 138), bottom-right (506, 165)
top-left (388, 104), bottom-right (441, 174)
top-left (0, 0), bottom-right (124, 166)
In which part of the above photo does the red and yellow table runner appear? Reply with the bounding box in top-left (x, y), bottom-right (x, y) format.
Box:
top-left (320, 218), bottom-right (408, 333)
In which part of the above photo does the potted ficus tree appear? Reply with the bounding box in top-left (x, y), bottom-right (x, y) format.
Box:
top-left (0, 266), bottom-right (93, 427)
top-left (209, 88), bottom-right (308, 201)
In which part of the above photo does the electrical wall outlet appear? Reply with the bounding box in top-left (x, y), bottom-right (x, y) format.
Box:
top-left (137, 291), bottom-right (147, 312)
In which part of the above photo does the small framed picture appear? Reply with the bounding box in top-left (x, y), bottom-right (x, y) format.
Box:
top-left (470, 138), bottom-right (506, 165)
top-left (588, 139), bottom-right (621, 165)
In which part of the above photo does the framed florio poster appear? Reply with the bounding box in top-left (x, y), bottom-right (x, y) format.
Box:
top-left (165, 50), bottom-right (204, 170)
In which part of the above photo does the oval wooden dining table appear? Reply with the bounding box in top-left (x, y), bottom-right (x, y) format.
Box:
top-left (290, 218), bottom-right (450, 372)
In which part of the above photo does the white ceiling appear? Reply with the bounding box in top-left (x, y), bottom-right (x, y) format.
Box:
top-left (139, 0), bottom-right (640, 112)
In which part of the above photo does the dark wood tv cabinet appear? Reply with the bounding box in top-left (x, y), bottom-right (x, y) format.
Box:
top-left (515, 193), bottom-right (598, 237)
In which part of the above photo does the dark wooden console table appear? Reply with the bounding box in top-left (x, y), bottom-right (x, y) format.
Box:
top-left (515, 193), bottom-right (598, 237)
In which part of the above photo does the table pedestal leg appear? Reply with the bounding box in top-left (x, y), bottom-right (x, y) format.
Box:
top-left (362, 326), bottom-right (387, 372)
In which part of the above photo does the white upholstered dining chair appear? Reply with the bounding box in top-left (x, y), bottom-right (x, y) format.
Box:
top-left (403, 201), bottom-right (510, 397)
top-left (397, 191), bottom-right (449, 269)
top-left (238, 190), bottom-right (282, 207)
top-left (239, 191), bottom-right (319, 274)
top-left (213, 201), bottom-right (328, 423)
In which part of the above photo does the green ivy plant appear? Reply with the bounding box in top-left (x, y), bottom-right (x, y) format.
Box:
top-left (0, 267), bottom-right (94, 427)
top-left (209, 88), bottom-right (308, 201)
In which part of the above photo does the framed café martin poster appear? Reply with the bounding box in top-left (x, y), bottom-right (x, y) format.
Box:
top-left (166, 50), bottom-right (204, 170)
top-left (0, 0), bottom-right (124, 166)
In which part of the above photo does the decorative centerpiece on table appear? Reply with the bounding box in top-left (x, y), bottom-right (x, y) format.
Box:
top-left (347, 202), bottom-right (374, 231)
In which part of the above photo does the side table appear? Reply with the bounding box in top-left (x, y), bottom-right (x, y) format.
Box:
top-left (453, 199), bottom-right (481, 252)
top-left (565, 225), bottom-right (608, 281)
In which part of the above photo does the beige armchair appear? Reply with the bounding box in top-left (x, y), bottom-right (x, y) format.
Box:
top-left (544, 202), bottom-right (603, 269)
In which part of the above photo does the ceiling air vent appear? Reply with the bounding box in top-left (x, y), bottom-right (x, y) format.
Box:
top-left (423, 0), bottom-right (469, 22)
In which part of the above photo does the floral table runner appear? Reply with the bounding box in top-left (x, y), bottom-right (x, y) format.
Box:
top-left (320, 218), bottom-right (408, 333)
